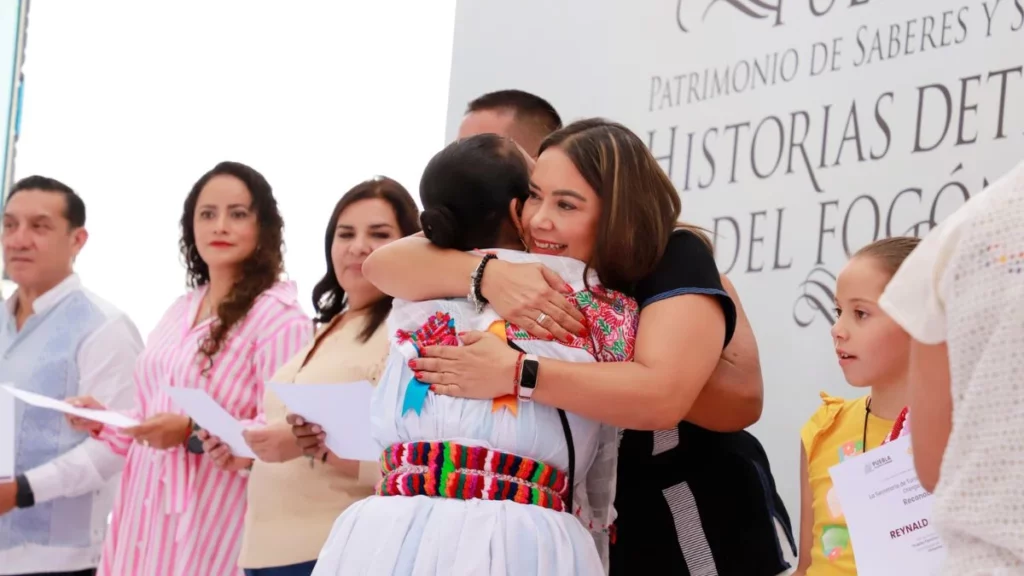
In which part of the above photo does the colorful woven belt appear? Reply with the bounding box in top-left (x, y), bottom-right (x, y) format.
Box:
top-left (377, 441), bottom-right (569, 512)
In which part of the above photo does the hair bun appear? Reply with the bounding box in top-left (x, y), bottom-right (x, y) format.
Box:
top-left (420, 206), bottom-right (461, 249)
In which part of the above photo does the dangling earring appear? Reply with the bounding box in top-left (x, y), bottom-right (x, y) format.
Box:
top-left (509, 198), bottom-right (529, 252)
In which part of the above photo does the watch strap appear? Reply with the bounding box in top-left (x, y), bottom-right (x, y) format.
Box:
top-left (518, 354), bottom-right (539, 401)
top-left (14, 474), bottom-right (34, 508)
top-left (186, 420), bottom-right (205, 454)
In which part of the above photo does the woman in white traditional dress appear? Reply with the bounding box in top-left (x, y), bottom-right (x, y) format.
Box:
top-left (309, 132), bottom-right (675, 575)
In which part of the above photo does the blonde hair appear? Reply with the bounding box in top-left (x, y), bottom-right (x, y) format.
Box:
top-left (852, 236), bottom-right (922, 277)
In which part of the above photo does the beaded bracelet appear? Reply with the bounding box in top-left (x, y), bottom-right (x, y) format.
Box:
top-left (469, 253), bottom-right (497, 312)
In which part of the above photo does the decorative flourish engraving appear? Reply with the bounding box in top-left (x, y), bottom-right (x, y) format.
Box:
top-left (676, 0), bottom-right (784, 32)
top-left (793, 266), bottom-right (837, 327)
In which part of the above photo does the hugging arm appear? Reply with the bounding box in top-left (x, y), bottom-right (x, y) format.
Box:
top-left (362, 235), bottom-right (475, 301)
top-left (422, 287), bottom-right (730, 429)
top-left (362, 236), bottom-right (584, 340)
top-left (374, 231), bottom-right (744, 430)
top-left (528, 291), bottom-right (726, 429)
top-left (684, 274), bottom-right (763, 431)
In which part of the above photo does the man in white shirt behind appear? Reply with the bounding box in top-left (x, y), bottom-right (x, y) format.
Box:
top-left (0, 176), bottom-right (142, 576)
top-left (879, 160), bottom-right (1024, 574)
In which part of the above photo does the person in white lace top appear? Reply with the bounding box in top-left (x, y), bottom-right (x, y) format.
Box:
top-left (879, 159), bottom-right (1024, 574)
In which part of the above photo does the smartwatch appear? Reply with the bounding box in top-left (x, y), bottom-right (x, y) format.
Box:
top-left (239, 460), bottom-right (254, 478)
top-left (186, 420), bottom-right (205, 454)
top-left (517, 354), bottom-right (539, 401)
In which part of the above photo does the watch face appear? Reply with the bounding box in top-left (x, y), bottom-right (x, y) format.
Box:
top-left (14, 475), bottom-right (34, 508)
top-left (520, 358), bottom-right (539, 389)
top-left (187, 434), bottom-right (205, 454)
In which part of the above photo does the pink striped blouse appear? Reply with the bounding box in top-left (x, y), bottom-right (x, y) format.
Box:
top-left (95, 281), bottom-right (313, 576)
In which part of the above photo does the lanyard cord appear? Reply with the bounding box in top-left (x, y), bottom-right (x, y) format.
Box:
top-left (861, 396), bottom-right (873, 452)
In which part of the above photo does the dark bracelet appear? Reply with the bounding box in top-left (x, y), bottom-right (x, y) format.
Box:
top-left (186, 418), bottom-right (205, 455)
top-left (14, 474), bottom-right (34, 509)
top-left (469, 253), bottom-right (497, 312)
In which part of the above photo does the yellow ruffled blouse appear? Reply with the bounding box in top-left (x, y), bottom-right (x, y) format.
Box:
top-left (799, 392), bottom-right (894, 575)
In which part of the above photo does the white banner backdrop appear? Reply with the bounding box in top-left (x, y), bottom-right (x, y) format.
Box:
top-left (446, 0), bottom-right (1024, 522)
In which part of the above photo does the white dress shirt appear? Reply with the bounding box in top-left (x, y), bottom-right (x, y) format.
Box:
top-left (0, 274), bottom-right (143, 575)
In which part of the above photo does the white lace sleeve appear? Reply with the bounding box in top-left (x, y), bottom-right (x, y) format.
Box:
top-left (583, 424), bottom-right (620, 574)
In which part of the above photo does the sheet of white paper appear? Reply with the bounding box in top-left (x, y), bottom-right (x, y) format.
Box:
top-left (0, 389), bottom-right (14, 480)
top-left (269, 381), bottom-right (379, 461)
top-left (1, 383), bottom-right (139, 429)
top-left (829, 435), bottom-right (946, 576)
top-left (163, 387), bottom-right (257, 459)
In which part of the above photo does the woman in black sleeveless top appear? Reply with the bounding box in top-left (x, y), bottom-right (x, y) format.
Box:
top-left (359, 119), bottom-right (796, 575)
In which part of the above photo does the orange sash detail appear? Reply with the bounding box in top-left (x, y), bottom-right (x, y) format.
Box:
top-left (488, 321), bottom-right (518, 416)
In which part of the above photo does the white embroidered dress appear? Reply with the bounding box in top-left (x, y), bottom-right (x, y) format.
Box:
top-left (312, 250), bottom-right (637, 576)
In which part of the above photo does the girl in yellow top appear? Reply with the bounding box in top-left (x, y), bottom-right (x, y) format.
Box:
top-left (795, 237), bottom-right (919, 576)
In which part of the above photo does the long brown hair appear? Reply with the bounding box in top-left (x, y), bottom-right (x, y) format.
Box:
top-left (539, 118), bottom-right (694, 292)
top-left (312, 176), bottom-right (421, 342)
top-left (180, 161), bottom-right (285, 371)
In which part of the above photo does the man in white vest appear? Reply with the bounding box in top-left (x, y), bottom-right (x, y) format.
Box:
top-left (0, 176), bottom-right (142, 576)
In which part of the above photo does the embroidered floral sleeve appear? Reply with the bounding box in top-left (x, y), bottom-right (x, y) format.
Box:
top-left (574, 285), bottom-right (638, 362)
top-left (565, 285), bottom-right (636, 574)
top-left (506, 284), bottom-right (639, 362)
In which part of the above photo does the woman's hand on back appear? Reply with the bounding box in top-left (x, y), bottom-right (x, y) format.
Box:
top-left (416, 331), bottom-right (520, 399)
top-left (479, 260), bottom-right (586, 343)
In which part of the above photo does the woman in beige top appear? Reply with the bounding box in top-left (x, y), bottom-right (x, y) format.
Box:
top-left (231, 176), bottom-right (421, 576)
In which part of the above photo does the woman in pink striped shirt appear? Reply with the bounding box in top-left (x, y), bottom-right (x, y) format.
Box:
top-left (68, 161), bottom-right (313, 576)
